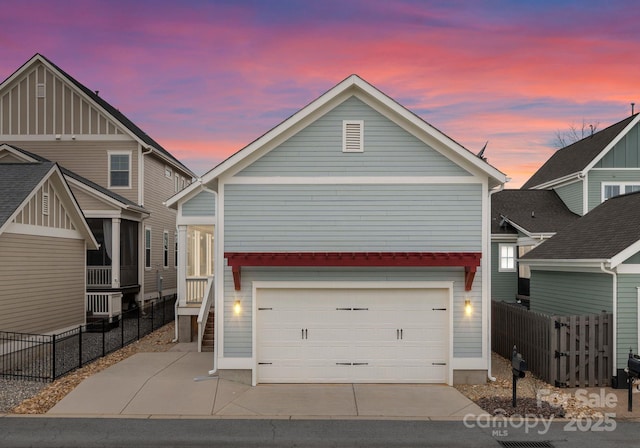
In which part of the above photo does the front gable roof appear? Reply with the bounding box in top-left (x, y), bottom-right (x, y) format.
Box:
top-left (0, 54), bottom-right (194, 177)
top-left (522, 114), bottom-right (640, 189)
top-left (168, 75), bottom-right (506, 207)
top-left (491, 189), bottom-right (580, 236)
top-left (521, 191), bottom-right (640, 267)
top-left (0, 162), bottom-right (98, 248)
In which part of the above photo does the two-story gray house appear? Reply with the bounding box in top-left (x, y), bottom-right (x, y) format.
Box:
top-left (167, 75), bottom-right (506, 386)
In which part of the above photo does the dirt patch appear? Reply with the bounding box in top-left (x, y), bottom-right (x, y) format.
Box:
top-left (10, 322), bottom-right (177, 414)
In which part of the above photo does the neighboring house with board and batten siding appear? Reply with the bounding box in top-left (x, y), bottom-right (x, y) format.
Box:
top-left (0, 54), bottom-right (195, 321)
top-left (167, 75), bottom-right (507, 386)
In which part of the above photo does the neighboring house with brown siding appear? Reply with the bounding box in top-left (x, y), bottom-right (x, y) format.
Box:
top-left (0, 161), bottom-right (98, 334)
top-left (0, 54), bottom-right (195, 315)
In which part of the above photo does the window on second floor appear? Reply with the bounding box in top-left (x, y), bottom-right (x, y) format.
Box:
top-left (108, 152), bottom-right (131, 188)
top-left (499, 244), bottom-right (516, 272)
top-left (145, 227), bottom-right (152, 269)
top-left (602, 183), bottom-right (640, 202)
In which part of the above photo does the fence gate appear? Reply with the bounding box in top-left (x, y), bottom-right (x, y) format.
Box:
top-left (492, 301), bottom-right (612, 388)
top-left (552, 313), bottom-right (612, 388)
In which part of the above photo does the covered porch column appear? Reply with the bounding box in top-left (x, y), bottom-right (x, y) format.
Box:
top-left (111, 217), bottom-right (121, 288)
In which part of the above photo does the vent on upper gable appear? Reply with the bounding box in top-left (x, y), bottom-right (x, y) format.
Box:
top-left (343, 120), bottom-right (364, 153)
top-left (36, 83), bottom-right (46, 98)
top-left (42, 193), bottom-right (49, 216)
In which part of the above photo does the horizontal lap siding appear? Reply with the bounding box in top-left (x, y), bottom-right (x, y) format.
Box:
top-left (4, 140), bottom-right (140, 204)
top-left (0, 233), bottom-right (85, 333)
top-left (224, 184), bottom-right (482, 252)
top-left (616, 275), bottom-right (640, 368)
top-left (182, 190), bottom-right (215, 216)
top-left (530, 270), bottom-right (612, 316)
top-left (587, 170), bottom-right (640, 213)
top-left (143, 156), bottom-right (184, 296)
top-left (222, 266), bottom-right (483, 359)
top-left (490, 242), bottom-right (518, 301)
top-left (236, 96), bottom-right (471, 177)
top-left (554, 181), bottom-right (583, 215)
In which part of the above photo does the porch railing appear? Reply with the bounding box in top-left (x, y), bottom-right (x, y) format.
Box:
top-left (87, 266), bottom-right (112, 287)
top-left (87, 292), bottom-right (123, 318)
top-left (186, 277), bottom-right (209, 303)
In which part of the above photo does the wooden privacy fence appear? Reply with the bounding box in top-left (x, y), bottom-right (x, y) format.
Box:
top-left (492, 301), bottom-right (612, 388)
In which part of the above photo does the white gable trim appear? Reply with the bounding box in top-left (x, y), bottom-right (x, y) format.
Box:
top-left (0, 144), bottom-right (41, 162)
top-left (584, 114), bottom-right (640, 172)
top-left (224, 176), bottom-right (479, 185)
top-left (190, 75), bottom-right (505, 192)
top-left (64, 176), bottom-right (148, 216)
top-left (0, 165), bottom-right (98, 249)
top-left (610, 238), bottom-right (640, 268)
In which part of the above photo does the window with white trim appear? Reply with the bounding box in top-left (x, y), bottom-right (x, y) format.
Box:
top-left (174, 231), bottom-right (178, 267)
top-left (165, 166), bottom-right (172, 179)
top-left (108, 151), bottom-right (131, 188)
top-left (343, 120), bottom-right (364, 152)
top-left (163, 231), bottom-right (169, 268)
top-left (145, 227), bottom-right (152, 269)
top-left (175, 175), bottom-right (179, 193)
top-left (499, 244), bottom-right (516, 272)
top-left (602, 182), bottom-right (640, 202)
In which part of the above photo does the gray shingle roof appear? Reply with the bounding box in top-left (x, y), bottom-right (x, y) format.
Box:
top-left (492, 189), bottom-right (579, 235)
top-left (0, 162), bottom-right (54, 227)
top-left (522, 115), bottom-right (637, 189)
top-left (521, 191), bottom-right (640, 260)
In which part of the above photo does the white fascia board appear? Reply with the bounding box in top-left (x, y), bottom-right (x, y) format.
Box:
top-left (65, 176), bottom-right (149, 216)
top-left (491, 234), bottom-right (518, 242)
top-left (49, 166), bottom-right (99, 249)
top-left (350, 89), bottom-right (506, 187)
top-left (610, 239), bottom-right (640, 268)
top-left (0, 144), bottom-right (40, 162)
top-left (197, 75), bottom-right (506, 190)
top-left (522, 259), bottom-right (608, 269)
top-left (529, 172), bottom-right (583, 190)
top-left (584, 114), bottom-right (640, 172)
top-left (165, 179), bottom-right (204, 209)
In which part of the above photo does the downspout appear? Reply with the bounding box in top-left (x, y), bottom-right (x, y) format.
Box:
top-left (486, 183), bottom-right (506, 382)
top-left (600, 262), bottom-right (617, 377)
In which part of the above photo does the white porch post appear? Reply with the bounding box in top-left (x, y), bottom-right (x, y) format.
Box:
top-left (111, 218), bottom-right (121, 288)
top-left (177, 225), bottom-right (188, 306)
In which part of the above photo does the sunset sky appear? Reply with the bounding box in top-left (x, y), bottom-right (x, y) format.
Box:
top-left (1, 0), bottom-right (638, 187)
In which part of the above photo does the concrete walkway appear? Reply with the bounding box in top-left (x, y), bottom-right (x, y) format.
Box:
top-left (48, 350), bottom-right (485, 419)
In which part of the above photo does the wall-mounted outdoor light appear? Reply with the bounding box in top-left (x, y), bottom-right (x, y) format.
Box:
top-left (464, 298), bottom-right (472, 317)
top-left (233, 300), bottom-right (242, 316)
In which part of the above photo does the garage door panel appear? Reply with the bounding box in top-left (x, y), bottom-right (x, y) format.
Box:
top-left (257, 287), bottom-right (449, 383)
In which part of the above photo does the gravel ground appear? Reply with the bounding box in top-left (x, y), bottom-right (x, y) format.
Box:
top-left (1, 322), bottom-right (176, 414)
top-left (455, 352), bottom-right (600, 418)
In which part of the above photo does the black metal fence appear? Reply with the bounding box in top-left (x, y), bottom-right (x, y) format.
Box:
top-left (0, 295), bottom-right (175, 382)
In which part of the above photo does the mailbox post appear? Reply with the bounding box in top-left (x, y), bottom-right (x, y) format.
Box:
top-left (627, 349), bottom-right (640, 412)
top-left (511, 345), bottom-right (527, 407)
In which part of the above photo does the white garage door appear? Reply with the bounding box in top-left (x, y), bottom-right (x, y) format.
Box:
top-left (256, 286), bottom-right (449, 383)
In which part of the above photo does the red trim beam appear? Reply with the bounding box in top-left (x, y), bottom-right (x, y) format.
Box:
top-left (224, 252), bottom-right (481, 292)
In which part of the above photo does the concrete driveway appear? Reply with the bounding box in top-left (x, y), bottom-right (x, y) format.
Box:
top-left (48, 350), bottom-right (486, 419)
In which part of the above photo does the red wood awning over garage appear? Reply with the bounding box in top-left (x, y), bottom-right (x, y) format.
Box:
top-left (224, 252), bottom-right (481, 291)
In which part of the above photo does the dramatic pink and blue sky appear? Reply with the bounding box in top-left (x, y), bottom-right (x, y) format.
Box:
top-left (2, 0), bottom-right (639, 187)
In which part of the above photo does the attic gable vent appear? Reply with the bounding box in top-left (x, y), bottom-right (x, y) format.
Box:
top-left (42, 193), bottom-right (49, 216)
top-left (343, 120), bottom-right (364, 153)
top-left (36, 83), bottom-right (45, 98)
